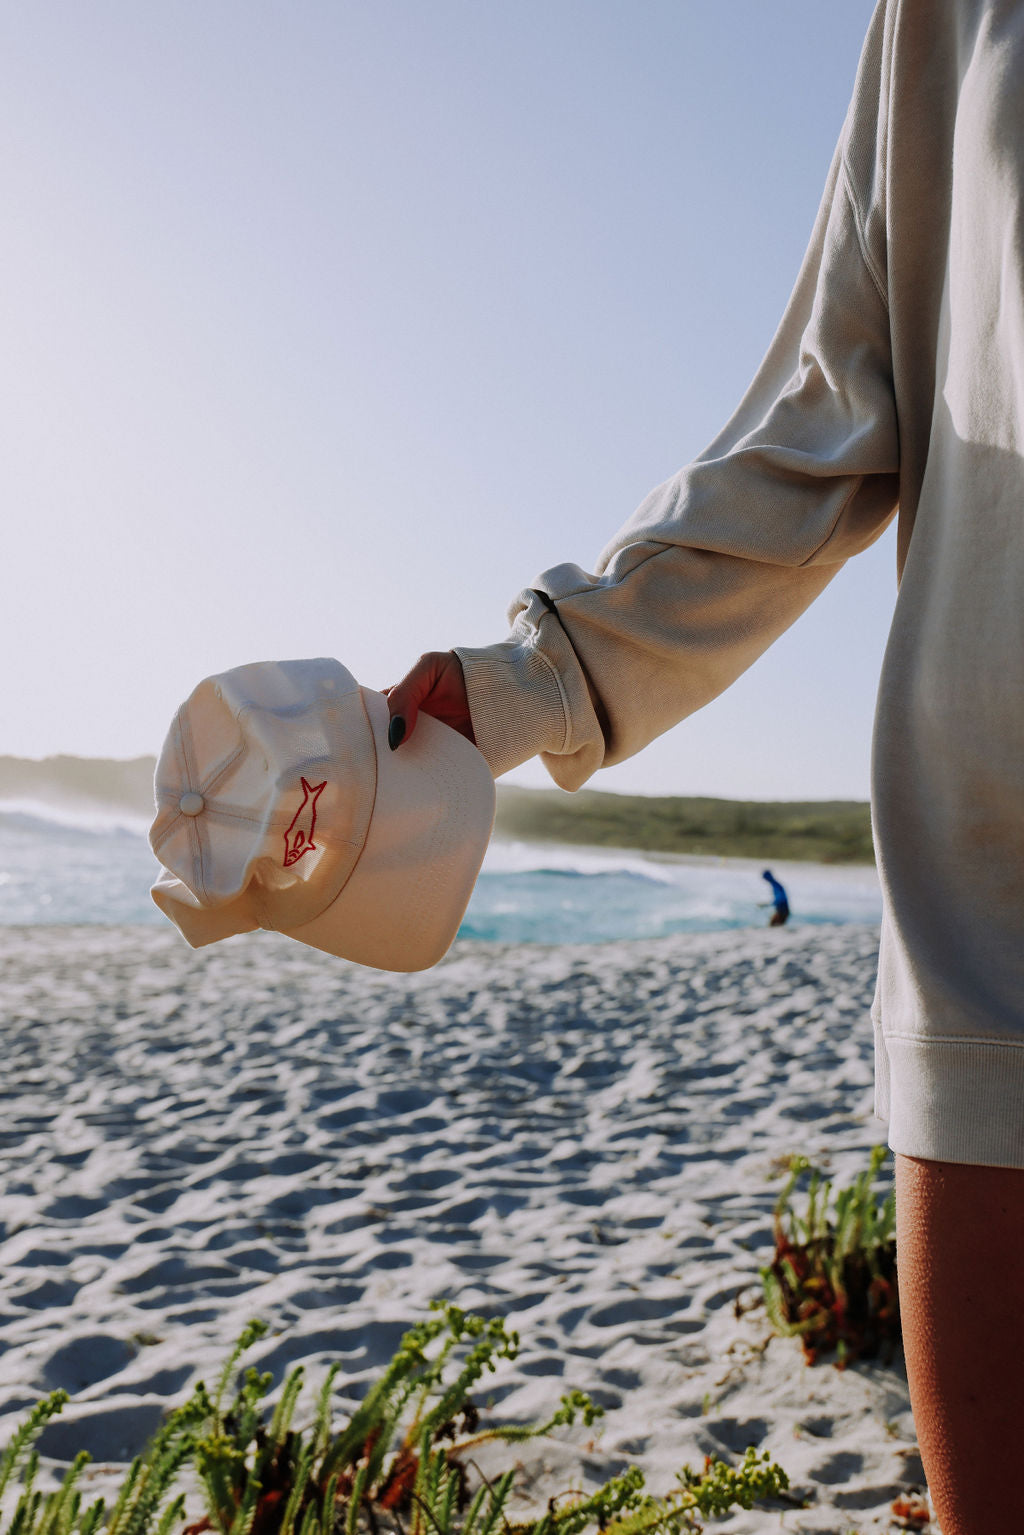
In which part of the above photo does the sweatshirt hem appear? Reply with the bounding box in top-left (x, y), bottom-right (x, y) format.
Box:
top-left (874, 1028), bottom-right (1024, 1170)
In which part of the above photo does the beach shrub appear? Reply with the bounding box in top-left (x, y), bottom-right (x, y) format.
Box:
top-left (760, 1145), bottom-right (899, 1367)
top-left (0, 1304), bottom-right (789, 1535)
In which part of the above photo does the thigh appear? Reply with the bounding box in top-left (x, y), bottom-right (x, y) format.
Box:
top-left (896, 1153), bottom-right (1024, 1534)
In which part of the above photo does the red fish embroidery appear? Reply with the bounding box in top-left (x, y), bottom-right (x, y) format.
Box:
top-left (283, 778), bottom-right (326, 867)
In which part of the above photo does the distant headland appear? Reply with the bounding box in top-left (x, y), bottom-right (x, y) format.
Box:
top-left (0, 755), bottom-right (874, 864)
top-left (493, 786), bottom-right (874, 864)
top-left (0, 754), bottom-right (156, 820)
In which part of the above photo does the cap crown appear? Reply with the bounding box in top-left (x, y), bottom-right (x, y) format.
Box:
top-left (150, 659), bottom-right (376, 931)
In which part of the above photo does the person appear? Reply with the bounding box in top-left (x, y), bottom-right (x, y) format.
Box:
top-left (760, 869), bottom-right (790, 927)
top-left (385, 3), bottom-right (1024, 1530)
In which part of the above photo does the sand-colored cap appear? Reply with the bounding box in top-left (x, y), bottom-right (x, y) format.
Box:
top-left (149, 658), bottom-right (495, 971)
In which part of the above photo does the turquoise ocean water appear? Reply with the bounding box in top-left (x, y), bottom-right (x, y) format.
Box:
top-left (0, 805), bottom-right (881, 943)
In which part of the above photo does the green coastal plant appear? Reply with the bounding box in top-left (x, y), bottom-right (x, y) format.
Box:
top-left (0, 1304), bottom-right (788, 1535)
top-left (760, 1145), bottom-right (899, 1367)
top-left (0, 1376), bottom-right (207, 1535)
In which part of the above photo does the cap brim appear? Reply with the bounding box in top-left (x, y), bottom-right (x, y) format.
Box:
top-left (281, 690), bottom-right (495, 970)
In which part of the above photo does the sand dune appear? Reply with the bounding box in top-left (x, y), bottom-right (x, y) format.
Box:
top-left (0, 924), bottom-right (926, 1531)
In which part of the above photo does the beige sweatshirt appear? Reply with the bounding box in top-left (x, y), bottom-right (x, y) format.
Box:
top-left (454, 0), bottom-right (1024, 1170)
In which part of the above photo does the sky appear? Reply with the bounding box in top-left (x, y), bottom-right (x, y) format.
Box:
top-left (1, 0), bottom-right (890, 800)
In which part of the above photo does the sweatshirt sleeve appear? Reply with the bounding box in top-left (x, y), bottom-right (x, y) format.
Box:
top-left (456, 9), bottom-right (897, 788)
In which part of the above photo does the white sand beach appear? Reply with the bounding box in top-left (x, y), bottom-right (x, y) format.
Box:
top-left (0, 923), bottom-right (928, 1533)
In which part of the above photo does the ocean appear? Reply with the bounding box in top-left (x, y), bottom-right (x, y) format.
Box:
top-left (0, 803), bottom-right (881, 944)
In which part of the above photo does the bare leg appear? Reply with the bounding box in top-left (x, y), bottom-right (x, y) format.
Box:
top-left (895, 1153), bottom-right (1024, 1534)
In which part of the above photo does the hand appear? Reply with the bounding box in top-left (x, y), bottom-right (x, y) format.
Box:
top-left (385, 650), bottom-right (474, 750)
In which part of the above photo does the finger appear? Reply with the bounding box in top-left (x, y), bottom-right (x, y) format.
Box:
top-left (386, 652), bottom-right (451, 746)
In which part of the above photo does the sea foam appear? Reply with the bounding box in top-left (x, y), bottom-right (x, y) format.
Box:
top-left (0, 812), bottom-right (882, 940)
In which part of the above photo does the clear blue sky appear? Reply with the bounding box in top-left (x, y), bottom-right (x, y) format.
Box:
top-left (1, 1), bottom-right (889, 798)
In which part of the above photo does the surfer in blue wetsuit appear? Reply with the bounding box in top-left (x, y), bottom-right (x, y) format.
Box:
top-left (760, 869), bottom-right (789, 926)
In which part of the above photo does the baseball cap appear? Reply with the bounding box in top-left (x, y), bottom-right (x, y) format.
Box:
top-left (148, 658), bottom-right (495, 971)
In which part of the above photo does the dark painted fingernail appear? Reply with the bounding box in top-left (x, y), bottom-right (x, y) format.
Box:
top-left (388, 715), bottom-right (406, 751)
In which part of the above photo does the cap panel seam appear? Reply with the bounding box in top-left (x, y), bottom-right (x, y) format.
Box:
top-left (154, 694), bottom-right (247, 898)
top-left (177, 703), bottom-right (208, 902)
top-left (150, 708), bottom-right (192, 853)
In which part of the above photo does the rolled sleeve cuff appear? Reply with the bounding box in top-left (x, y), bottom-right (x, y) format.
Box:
top-left (454, 639), bottom-right (569, 779)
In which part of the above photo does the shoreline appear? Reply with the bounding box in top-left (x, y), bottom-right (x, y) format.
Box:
top-left (0, 773), bottom-right (877, 867)
top-left (0, 820), bottom-right (883, 937)
top-left (485, 835), bottom-right (882, 878)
